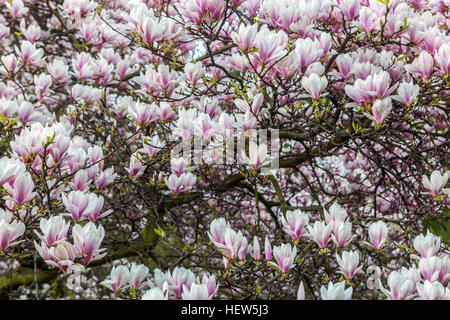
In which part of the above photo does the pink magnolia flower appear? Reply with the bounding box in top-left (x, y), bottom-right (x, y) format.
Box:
top-left (182, 283), bottom-right (211, 300)
top-left (166, 267), bottom-right (196, 299)
top-left (340, 0), bottom-right (360, 20)
top-left (434, 43), bottom-right (450, 75)
top-left (165, 172), bottom-right (197, 195)
top-left (332, 221), bottom-right (353, 248)
top-left (4, 172), bottom-right (36, 206)
top-left (5, 0), bottom-right (28, 19)
top-left (416, 280), bottom-right (446, 300)
top-left (268, 243), bottom-right (297, 274)
top-left (215, 228), bottom-right (248, 262)
top-left (422, 170), bottom-right (448, 198)
top-left (365, 97), bottom-right (392, 125)
top-left (181, 0), bottom-right (226, 24)
top-left (0, 218), bottom-right (25, 251)
top-left (83, 194), bottom-right (112, 223)
top-left (265, 236), bottom-right (272, 261)
top-left (335, 54), bottom-right (353, 79)
top-left (336, 250), bottom-right (363, 280)
top-left (253, 236), bottom-right (261, 261)
top-left (241, 141), bottom-right (271, 171)
top-left (72, 222), bottom-right (106, 265)
top-left (231, 24), bottom-right (258, 51)
top-left (35, 240), bottom-right (77, 272)
top-left (405, 51), bottom-right (434, 80)
top-left (307, 221), bottom-right (332, 250)
top-left (184, 62), bottom-right (206, 86)
top-left (353, 6), bottom-right (379, 33)
top-left (301, 73), bottom-right (328, 100)
top-left (157, 102), bottom-right (177, 122)
top-left (142, 283), bottom-right (169, 300)
top-left (70, 170), bottom-right (91, 192)
top-left (208, 218), bottom-right (230, 246)
top-left (294, 37), bottom-right (323, 69)
top-left (198, 274), bottom-right (219, 299)
top-left (128, 153), bottom-right (146, 179)
top-left (297, 281), bottom-right (305, 300)
top-left (35, 215), bottom-right (70, 246)
top-left (129, 263), bottom-right (149, 290)
top-left (321, 281), bottom-right (353, 300)
top-left (101, 265), bottom-right (130, 294)
top-left (413, 231), bottom-right (441, 258)
top-left (170, 157), bottom-right (190, 177)
top-left (324, 203), bottom-right (349, 227)
top-left (393, 81), bottom-right (420, 106)
top-left (61, 191), bottom-right (99, 221)
top-left (281, 209), bottom-right (309, 241)
top-left (252, 26), bottom-right (288, 66)
top-left (0, 157), bottom-right (24, 186)
top-left (419, 256), bottom-right (443, 282)
top-left (379, 271), bottom-right (414, 300)
top-left (95, 167), bottom-right (117, 189)
top-left (367, 221), bottom-right (388, 250)
top-left (128, 101), bottom-right (158, 126)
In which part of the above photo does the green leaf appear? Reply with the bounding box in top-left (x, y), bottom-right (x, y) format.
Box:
top-left (153, 226), bottom-right (166, 238)
top-left (424, 210), bottom-right (450, 246)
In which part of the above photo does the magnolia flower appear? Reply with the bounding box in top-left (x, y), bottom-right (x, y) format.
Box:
top-left (416, 280), bottom-right (446, 300)
top-left (166, 267), bottom-right (196, 299)
top-left (267, 243), bottom-right (297, 274)
top-left (182, 283), bottom-right (211, 300)
top-left (0, 157), bottom-right (24, 186)
top-left (128, 101), bottom-right (158, 126)
top-left (0, 218), bottom-right (25, 251)
top-left (142, 282), bottom-right (169, 300)
top-left (367, 221), bottom-right (388, 250)
top-left (101, 265), bottom-right (130, 294)
top-left (265, 236), bottom-right (272, 261)
top-left (297, 281), bottom-right (305, 300)
top-left (199, 274), bottom-right (219, 299)
top-left (413, 231), bottom-right (441, 258)
top-left (129, 263), bottom-right (149, 290)
top-left (379, 271), bottom-right (415, 300)
top-left (324, 203), bottom-right (348, 225)
top-left (61, 191), bottom-right (97, 221)
top-left (253, 236), bottom-right (261, 262)
top-left (419, 256), bottom-right (443, 282)
top-left (208, 218), bottom-right (230, 246)
top-left (128, 153), bottom-right (146, 179)
top-left (184, 62), bottom-right (205, 86)
top-left (4, 172), bottom-right (36, 206)
top-left (365, 97), bottom-right (392, 125)
top-left (336, 251), bottom-right (363, 280)
top-left (405, 51), bottom-right (434, 79)
top-left (241, 141), bottom-right (271, 171)
top-left (35, 215), bottom-right (70, 246)
top-left (231, 23), bottom-right (258, 51)
top-left (393, 81), bottom-right (420, 106)
top-left (82, 194), bottom-right (113, 223)
top-left (95, 167), bottom-right (117, 189)
top-left (332, 221), bottom-right (353, 248)
top-left (281, 209), bottom-right (309, 241)
top-left (35, 240), bottom-right (77, 272)
top-left (72, 222), bottom-right (106, 265)
top-left (321, 281), bottom-right (353, 300)
top-left (307, 221), bottom-right (332, 250)
top-left (301, 73), bottom-right (328, 100)
top-left (213, 228), bottom-right (248, 262)
top-left (422, 170), bottom-right (448, 198)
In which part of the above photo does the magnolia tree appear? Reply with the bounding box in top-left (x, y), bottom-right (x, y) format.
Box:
top-left (0, 0), bottom-right (448, 301)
